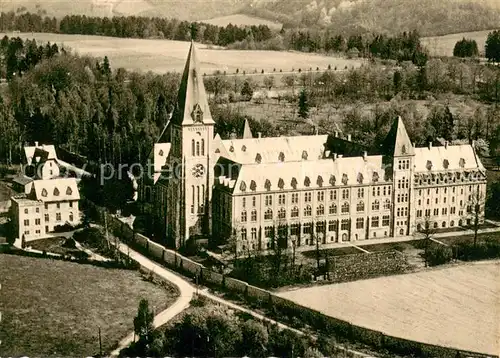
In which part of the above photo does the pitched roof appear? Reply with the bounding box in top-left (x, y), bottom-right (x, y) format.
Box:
top-left (24, 144), bottom-right (57, 165)
top-left (153, 143), bottom-right (172, 184)
top-left (31, 178), bottom-right (80, 202)
top-left (13, 175), bottom-right (34, 186)
top-left (170, 41), bottom-right (214, 126)
top-left (217, 155), bottom-right (388, 194)
top-left (383, 116), bottom-right (415, 157)
top-left (221, 135), bottom-right (328, 165)
top-left (242, 119), bottom-right (253, 139)
top-left (414, 144), bottom-right (484, 173)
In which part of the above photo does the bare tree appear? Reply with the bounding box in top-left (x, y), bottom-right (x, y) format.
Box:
top-left (417, 215), bottom-right (436, 267)
top-left (465, 186), bottom-right (486, 247)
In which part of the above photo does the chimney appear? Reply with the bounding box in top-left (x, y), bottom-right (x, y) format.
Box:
top-left (428, 142), bottom-right (432, 150)
top-left (35, 141), bottom-right (39, 147)
top-left (444, 141), bottom-right (448, 149)
top-left (347, 134), bottom-right (352, 142)
top-left (363, 151), bottom-right (367, 161)
top-left (257, 132), bottom-right (262, 138)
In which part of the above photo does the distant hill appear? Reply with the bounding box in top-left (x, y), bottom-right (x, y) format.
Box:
top-left (242, 0), bottom-right (500, 36)
top-left (199, 14), bottom-right (282, 29)
top-left (2, 0), bottom-right (499, 37)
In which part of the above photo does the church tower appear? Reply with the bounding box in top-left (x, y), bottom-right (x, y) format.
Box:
top-left (166, 42), bottom-right (215, 249)
top-left (383, 116), bottom-right (415, 237)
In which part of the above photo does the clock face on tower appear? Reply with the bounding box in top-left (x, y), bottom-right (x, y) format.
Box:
top-left (191, 164), bottom-right (205, 178)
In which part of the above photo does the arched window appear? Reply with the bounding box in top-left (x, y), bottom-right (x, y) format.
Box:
top-left (442, 221), bottom-right (446, 228)
top-left (196, 141), bottom-right (200, 156)
top-left (372, 200), bottom-right (380, 211)
top-left (384, 199), bottom-right (391, 210)
top-left (433, 222), bottom-right (438, 229)
top-left (329, 203), bottom-right (337, 214)
top-left (241, 211), bottom-right (247, 222)
top-left (317, 204), bottom-right (324, 216)
top-left (341, 202), bottom-right (349, 214)
top-left (450, 220), bottom-right (455, 227)
top-left (201, 139), bottom-right (205, 156)
top-left (191, 139), bottom-right (195, 156)
top-left (251, 210), bottom-right (257, 221)
top-left (304, 205), bottom-right (312, 216)
top-left (399, 228), bottom-right (404, 235)
top-left (264, 208), bottom-right (273, 220)
top-left (356, 201), bottom-right (364, 212)
top-left (291, 207), bottom-right (299, 217)
top-left (278, 208), bottom-right (286, 219)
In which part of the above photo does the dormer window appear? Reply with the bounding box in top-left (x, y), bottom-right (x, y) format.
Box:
top-left (278, 178), bottom-right (284, 189)
top-left (255, 153), bottom-right (262, 164)
top-left (159, 150), bottom-right (164, 156)
top-left (265, 179), bottom-right (271, 191)
top-left (342, 173), bottom-right (348, 185)
top-left (372, 172), bottom-right (379, 183)
top-left (53, 188), bottom-right (60, 196)
top-left (291, 177), bottom-right (298, 189)
top-left (317, 175), bottom-right (323, 187)
top-left (241, 145), bottom-right (246, 152)
top-left (304, 176), bottom-right (311, 187)
top-left (443, 159), bottom-right (449, 169)
top-left (459, 158), bottom-right (465, 168)
top-left (41, 188), bottom-right (48, 197)
top-left (278, 152), bottom-right (285, 162)
top-left (250, 180), bottom-right (257, 191)
top-left (426, 160), bottom-right (432, 170)
top-left (302, 150), bottom-right (308, 160)
top-left (357, 173), bottom-right (363, 184)
top-left (329, 175), bottom-right (336, 186)
top-left (240, 181), bottom-right (247, 192)
top-left (191, 103), bottom-right (203, 123)
top-left (66, 187), bottom-right (72, 195)
top-left (401, 145), bottom-right (407, 155)
top-left (229, 146), bottom-right (234, 152)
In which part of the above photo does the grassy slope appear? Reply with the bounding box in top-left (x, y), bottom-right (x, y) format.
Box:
top-left (278, 261), bottom-right (500, 355)
top-left (0, 32), bottom-right (363, 74)
top-left (0, 254), bottom-right (178, 357)
top-left (422, 30), bottom-right (494, 57)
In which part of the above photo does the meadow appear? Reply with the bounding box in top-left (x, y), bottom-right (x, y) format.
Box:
top-left (422, 29), bottom-right (493, 57)
top-left (0, 254), bottom-right (178, 356)
top-left (278, 260), bottom-right (500, 356)
top-left (0, 32), bottom-right (363, 74)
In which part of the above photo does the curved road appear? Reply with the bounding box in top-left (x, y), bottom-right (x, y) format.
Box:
top-left (109, 241), bottom-right (375, 358)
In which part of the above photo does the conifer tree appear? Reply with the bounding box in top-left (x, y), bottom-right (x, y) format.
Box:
top-left (298, 88), bottom-right (309, 119)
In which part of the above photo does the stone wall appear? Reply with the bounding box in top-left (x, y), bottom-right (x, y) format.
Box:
top-left (328, 250), bottom-right (409, 283)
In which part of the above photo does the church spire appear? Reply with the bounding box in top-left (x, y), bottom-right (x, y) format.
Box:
top-left (242, 118), bottom-right (253, 139)
top-left (383, 116), bottom-right (415, 157)
top-left (170, 41), bottom-right (214, 126)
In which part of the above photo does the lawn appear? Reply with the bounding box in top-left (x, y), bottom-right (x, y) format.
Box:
top-left (0, 32), bottom-right (363, 75)
top-left (421, 29), bottom-right (492, 57)
top-left (301, 245), bottom-right (362, 258)
top-left (0, 254), bottom-right (179, 357)
top-left (278, 260), bottom-right (500, 356)
top-left (27, 236), bottom-right (81, 256)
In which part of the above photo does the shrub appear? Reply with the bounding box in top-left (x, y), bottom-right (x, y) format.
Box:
top-left (62, 237), bottom-right (77, 249)
top-left (423, 244), bottom-right (453, 266)
top-left (53, 223), bottom-right (75, 233)
top-left (454, 239), bottom-right (500, 261)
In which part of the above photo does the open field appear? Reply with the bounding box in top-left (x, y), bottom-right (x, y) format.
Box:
top-left (200, 14), bottom-right (282, 29)
top-left (422, 29), bottom-right (494, 57)
top-left (0, 32), bottom-right (363, 74)
top-left (0, 254), bottom-right (178, 357)
top-left (278, 261), bottom-right (500, 355)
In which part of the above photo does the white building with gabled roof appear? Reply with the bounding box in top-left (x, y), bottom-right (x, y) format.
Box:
top-left (141, 42), bottom-right (487, 253)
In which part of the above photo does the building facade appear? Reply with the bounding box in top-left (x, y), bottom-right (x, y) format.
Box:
top-left (143, 42), bottom-right (487, 252)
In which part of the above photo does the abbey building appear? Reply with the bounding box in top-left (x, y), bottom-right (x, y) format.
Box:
top-left (141, 42), bottom-right (487, 252)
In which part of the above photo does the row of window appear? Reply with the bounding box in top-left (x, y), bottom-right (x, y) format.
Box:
top-left (190, 185), bottom-right (206, 214)
top-left (191, 139), bottom-right (205, 157)
top-left (415, 172), bottom-right (481, 186)
top-left (398, 159), bottom-right (410, 170)
top-left (418, 186), bottom-right (476, 196)
top-left (24, 202), bottom-right (74, 214)
top-left (240, 216), bottom-right (391, 240)
top-left (416, 207), bottom-right (462, 217)
top-left (397, 178), bottom-right (409, 189)
top-left (417, 219), bottom-right (471, 231)
top-left (22, 212), bottom-right (74, 226)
